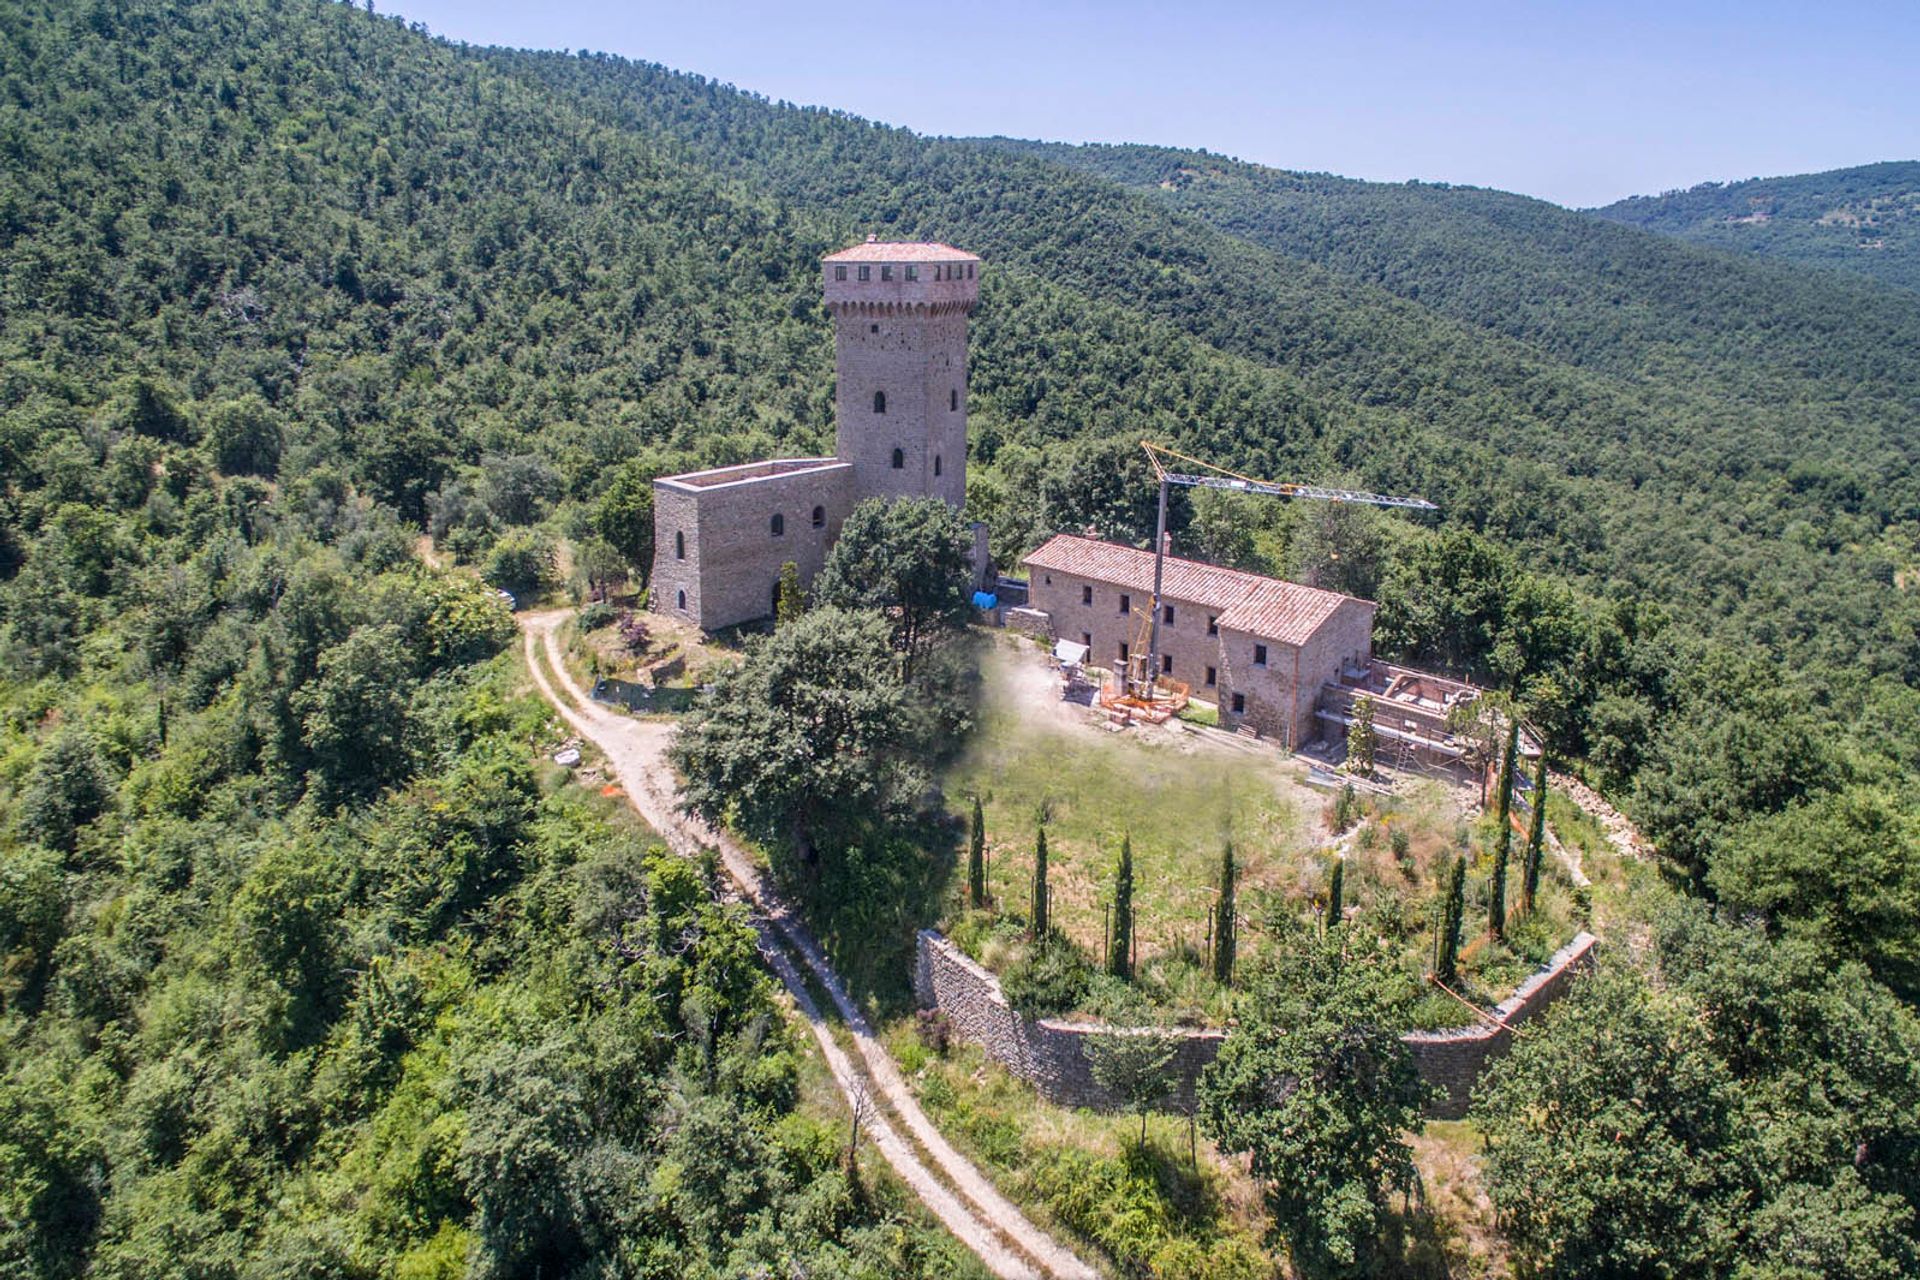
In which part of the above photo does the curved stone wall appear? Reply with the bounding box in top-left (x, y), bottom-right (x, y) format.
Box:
top-left (913, 929), bottom-right (1597, 1119)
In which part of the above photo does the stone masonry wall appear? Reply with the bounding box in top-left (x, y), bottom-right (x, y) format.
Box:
top-left (1027, 569), bottom-right (1225, 695)
top-left (1294, 599), bottom-right (1376, 747)
top-left (651, 461), bottom-right (853, 632)
top-left (915, 929), bottom-right (1597, 1118)
top-left (1216, 631), bottom-right (1303, 746)
top-left (833, 307), bottom-right (969, 509)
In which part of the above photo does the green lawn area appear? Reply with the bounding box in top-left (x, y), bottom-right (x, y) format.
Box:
top-left (941, 636), bottom-right (1585, 1027)
top-left (945, 637), bottom-right (1316, 972)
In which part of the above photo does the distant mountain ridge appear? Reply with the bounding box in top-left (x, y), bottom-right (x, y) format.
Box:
top-left (1590, 161), bottom-right (1920, 291)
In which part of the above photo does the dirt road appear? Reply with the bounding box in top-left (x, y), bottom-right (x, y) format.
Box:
top-left (519, 612), bottom-right (1096, 1280)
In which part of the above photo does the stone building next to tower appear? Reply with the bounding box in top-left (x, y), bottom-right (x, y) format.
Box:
top-left (649, 239), bottom-right (982, 632)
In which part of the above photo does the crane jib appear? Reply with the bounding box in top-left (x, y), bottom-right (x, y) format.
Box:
top-left (1160, 472), bottom-right (1439, 511)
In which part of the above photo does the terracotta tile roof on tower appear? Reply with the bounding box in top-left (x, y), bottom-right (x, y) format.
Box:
top-left (1023, 533), bottom-right (1369, 647)
top-left (822, 241), bottom-right (982, 263)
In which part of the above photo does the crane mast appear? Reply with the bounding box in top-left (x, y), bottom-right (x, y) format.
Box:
top-left (1138, 442), bottom-right (1438, 705)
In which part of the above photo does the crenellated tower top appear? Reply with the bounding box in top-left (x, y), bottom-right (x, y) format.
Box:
top-left (822, 238), bottom-right (980, 316)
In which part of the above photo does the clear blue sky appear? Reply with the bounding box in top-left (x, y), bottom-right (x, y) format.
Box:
top-left (388, 0), bottom-right (1918, 208)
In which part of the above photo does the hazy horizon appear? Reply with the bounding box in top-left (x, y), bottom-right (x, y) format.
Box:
top-left (383, 0), bottom-right (1918, 208)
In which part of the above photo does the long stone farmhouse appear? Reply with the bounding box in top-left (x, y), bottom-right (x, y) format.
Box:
top-left (650, 238), bottom-right (983, 631)
top-left (1023, 535), bottom-right (1377, 749)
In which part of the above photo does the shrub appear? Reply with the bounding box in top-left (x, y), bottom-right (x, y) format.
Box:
top-left (914, 1009), bottom-right (951, 1055)
top-left (481, 528), bottom-right (554, 596)
top-left (615, 610), bottom-right (650, 654)
top-left (577, 601), bottom-right (616, 632)
top-left (1001, 929), bottom-right (1091, 1017)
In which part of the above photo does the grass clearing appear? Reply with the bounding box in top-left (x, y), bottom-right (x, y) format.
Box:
top-left (942, 636), bottom-right (1582, 1027)
top-left (946, 637), bottom-right (1317, 967)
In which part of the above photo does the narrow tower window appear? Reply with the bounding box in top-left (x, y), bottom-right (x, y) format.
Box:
top-left (675, 531), bottom-right (685, 560)
top-left (934, 455), bottom-right (942, 477)
top-left (873, 390), bottom-right (886, 414)
top-left (676, 589), bottom-right (686, 610)
top-left (891, 448), bottom-right (905, 469)
top-left (770, 513), bottom-right (784, 537)
top-left (811, 505), bottom-right (825, 528)
top-left (951, 388), bottom-right (958, 411)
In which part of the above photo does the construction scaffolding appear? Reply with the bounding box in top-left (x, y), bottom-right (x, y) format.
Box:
top-left (1098, 599), bottom-right (1190, 725)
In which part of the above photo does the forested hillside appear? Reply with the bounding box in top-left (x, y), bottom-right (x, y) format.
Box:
top-left (1592, 161), bottom-right (1920, 291)
top-left (480, 53), bottom-right (1920, 926)
top-left (3, 0), bottom-right (1920, 1270)
top-left (492, 60), bottom-right (1920, 676)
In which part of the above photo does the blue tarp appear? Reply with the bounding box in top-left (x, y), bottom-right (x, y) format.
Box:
top-left (972, 591), bottom-right (998, 610)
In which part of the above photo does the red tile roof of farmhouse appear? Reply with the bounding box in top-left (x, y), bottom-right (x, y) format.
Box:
top-left (1024, 534), bottom-right (1372, 648)
top-left (822, 241), bottom-right (981, 263)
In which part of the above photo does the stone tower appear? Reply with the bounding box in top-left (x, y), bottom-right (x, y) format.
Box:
top-left (822, 240), bottom-right (980, 509)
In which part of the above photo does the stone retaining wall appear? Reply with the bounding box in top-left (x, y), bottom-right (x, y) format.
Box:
top-left (914, 929), bottom-right (1597, 1118)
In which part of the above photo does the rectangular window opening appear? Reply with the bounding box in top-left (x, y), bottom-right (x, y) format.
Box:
top-left (834, 264), bottom-right (847, 281)
top-left (1205, 666), bottom-right (1217, 687)
top-left (858, 264), bottom-right (870, 281)
top-left (1161, 654), bottom-right (1173, 675)
top-left (1118, 594), bottom-right (1131, 616)
top-left (1081, 585), bottom-right (1093, 606)
top-left (1253, 644), bottom-right (1268, 667)
top-left (1162, 605), bottom-right (1175, 625)
top-left (1207, 615), bottom-right (1218, 636)
top-left (1231, 692), bottom-right (1245, 714)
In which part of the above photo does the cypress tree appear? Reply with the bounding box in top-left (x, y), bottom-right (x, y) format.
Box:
top-left (1213, 840), bottom-right (1238, 985)
top-left (1437, 853), bottom-right (1466, 984)
top-left (1346, 694), bottom-right (1377, 776)
top-left (1030, 825), bottom-right (1049, 938)
top-left (1327, 857), bottom-right (1345, 929)
top-left (967, 795), bottom-right (986, 910)
top-left (775, 560), bottom-right (804, 628)
top-left (1108, 833), bottom-right (1134, 979)
top-left (1489, 718), bottom-right (1519, 940)
top-left (1522, 750), bottom-right (1548, 913)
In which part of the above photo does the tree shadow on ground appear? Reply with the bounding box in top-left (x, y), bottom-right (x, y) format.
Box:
top-left (797, 805), bottom-right (963, 1017)
top-left (1377, 1183), bottom-right (1466, 1280)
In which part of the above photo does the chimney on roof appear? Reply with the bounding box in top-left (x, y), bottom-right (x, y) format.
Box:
top-left (866, 234), bottom-right (877, 243)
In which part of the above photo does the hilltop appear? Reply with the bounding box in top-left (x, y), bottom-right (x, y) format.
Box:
top-left (3, 2), bottom-right (1920, 1272)
top-left (1591, 161), bottom-right (1920, 291)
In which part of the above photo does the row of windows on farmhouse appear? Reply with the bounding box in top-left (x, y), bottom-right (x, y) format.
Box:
top-left (871, 390), bottom-right (962, 412)
top-left (834, 262), bottom-right (975, 282)
top-left (1069, 583), bottom-right (1234, 642)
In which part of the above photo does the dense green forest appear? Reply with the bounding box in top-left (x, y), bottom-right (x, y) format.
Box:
top-left (1592, 161), bottom-right (1920, 291)
top-left (2, 0), bottom-right (1919, 1272)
